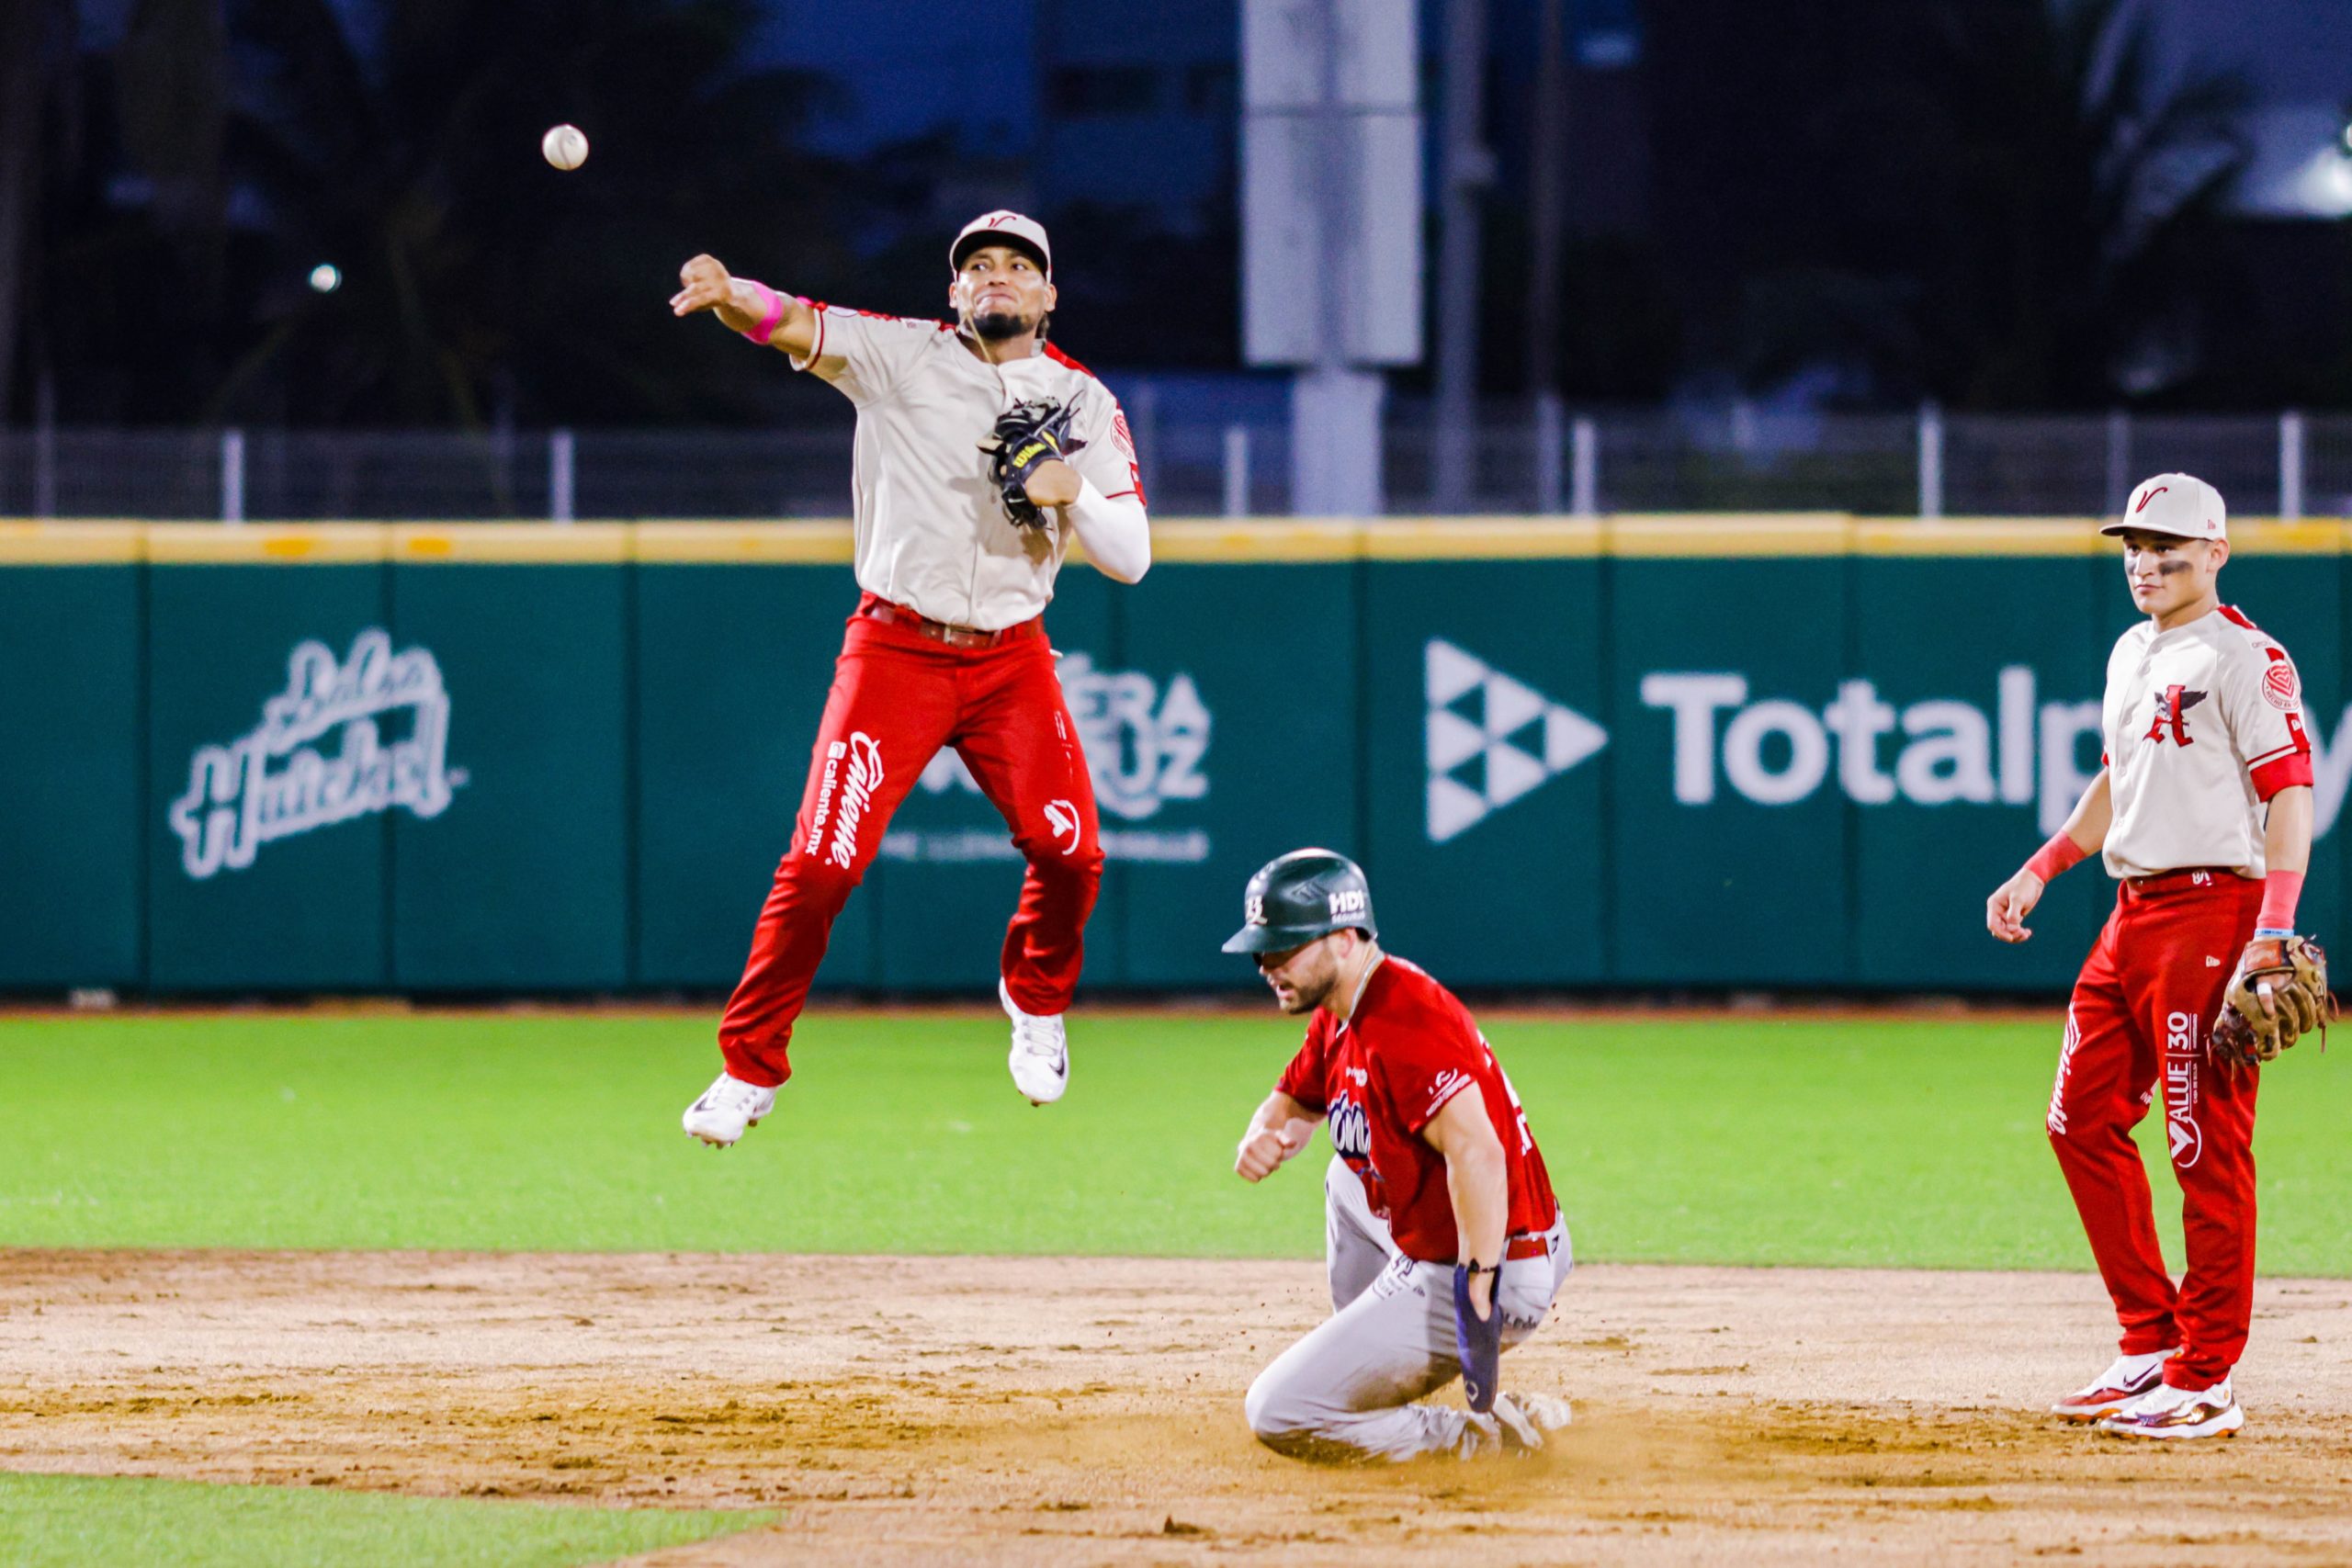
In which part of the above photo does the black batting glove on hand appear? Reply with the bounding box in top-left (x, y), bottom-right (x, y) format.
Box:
top-left (1453, 1262), bottom-right (1502, 1414)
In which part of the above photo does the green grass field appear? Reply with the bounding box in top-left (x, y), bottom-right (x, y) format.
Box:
top-left (8, 1006), bottom-right (2349, 1565)
top-left (0, 1472), bottom-right (774, 1568)
top-left (5, 1007), bottom-right (2349, 1271)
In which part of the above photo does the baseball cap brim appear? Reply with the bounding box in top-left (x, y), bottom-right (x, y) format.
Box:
top-left (1222, 923), bottom-right (1317, 955)
top-left (2098, 519), bottom-right (2211, 537)
top-left (949, 211), bottom-right (1052, 278)
top-left (952, 231), bottom-right (1048, 272)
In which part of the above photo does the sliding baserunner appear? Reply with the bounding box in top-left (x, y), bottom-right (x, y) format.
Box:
top-left (1227, 849), bottom-right (1575, 1460)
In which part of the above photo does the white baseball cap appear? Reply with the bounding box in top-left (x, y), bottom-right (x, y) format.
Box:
top-left (2102, 472), bottom-right (2227, 540)
top-left (949, 210), bottom-right (1052, 279)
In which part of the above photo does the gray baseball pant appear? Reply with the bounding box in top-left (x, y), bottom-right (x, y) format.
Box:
top-left (1245, 1155), bottom-right (1573, 1461)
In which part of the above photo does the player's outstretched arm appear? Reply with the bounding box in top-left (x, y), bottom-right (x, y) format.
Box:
top-left (670, 254), bottom-right (819, 360)
top-left (1987, 771), bottom-right (2112, 943)
top-left (1235, 1090), bottom-right (1319, 1182)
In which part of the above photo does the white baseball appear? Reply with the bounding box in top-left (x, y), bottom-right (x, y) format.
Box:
top-left (541, 124), bottom-right (589, 171)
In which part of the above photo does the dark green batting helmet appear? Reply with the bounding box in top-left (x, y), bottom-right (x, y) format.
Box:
top-left (1220, 848), bottom-right (1377, 954)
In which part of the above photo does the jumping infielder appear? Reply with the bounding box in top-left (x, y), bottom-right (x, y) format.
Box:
top-left (670, 211), bottom-right (1151, 1145)
top-left (1987, 473), bottom-right (2330, 1439)
top-left (1227, 849), bottom-right (1575, 1460)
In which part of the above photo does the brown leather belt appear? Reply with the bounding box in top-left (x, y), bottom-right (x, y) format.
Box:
top-left (855, 593), bottom-right (1041, 649)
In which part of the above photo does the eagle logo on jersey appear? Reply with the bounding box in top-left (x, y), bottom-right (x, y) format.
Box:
top-left (2143, 685), bottom-right (2207, 747)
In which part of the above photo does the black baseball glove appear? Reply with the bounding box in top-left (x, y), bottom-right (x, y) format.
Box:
top-left (978, 399), bottom-right (1085, 528)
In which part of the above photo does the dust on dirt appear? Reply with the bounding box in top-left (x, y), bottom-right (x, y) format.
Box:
top-left (3, 1249), bottom-right (2348, 1566)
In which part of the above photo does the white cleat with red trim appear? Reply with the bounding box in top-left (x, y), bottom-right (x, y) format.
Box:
top-left (2097, 1377), bottom-right (2244, 1440)
top-left (2051, 1348), bottom-right (2175, 1423)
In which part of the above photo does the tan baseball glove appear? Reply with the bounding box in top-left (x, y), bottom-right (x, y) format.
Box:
top-left (2211, 934), bottom-right (2337, 1071)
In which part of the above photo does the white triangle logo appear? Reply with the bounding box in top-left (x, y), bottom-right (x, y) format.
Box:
top-left (1423, 638), bottom-right (1609, 844)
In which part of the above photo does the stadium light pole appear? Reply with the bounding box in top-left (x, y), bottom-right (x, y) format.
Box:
top-left (1430, 0), bottom-right (1491, 513)
top-left (1242, 0), bottom-right (1421, 517)
top-left (1525, 0), bottom-right (1567, 513)
top-left (1525, 0), bottom-right (1566, 403)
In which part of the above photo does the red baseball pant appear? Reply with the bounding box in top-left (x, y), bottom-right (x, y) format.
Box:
top-left (2048, 872), bottom-right (2262, 1389)
top-left (717, 598), bottom-right (1103, 1087)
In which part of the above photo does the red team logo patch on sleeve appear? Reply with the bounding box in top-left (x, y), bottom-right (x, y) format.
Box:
top-left (1424, 1066), bottom-right (1474, 1118)
top-left (2262, 657), bottom-right (2300, 712)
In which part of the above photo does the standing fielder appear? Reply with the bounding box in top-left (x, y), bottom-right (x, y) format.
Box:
top-left (669, 212), bottom-right (1152, 1145)
top-left (1227, 849), bottom-right (1575, 1461)
top-left (1987, 474), bottom-right (2333, 1440)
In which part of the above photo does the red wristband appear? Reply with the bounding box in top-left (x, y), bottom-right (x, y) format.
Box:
top-left (2257, 869), bottom-right (2305, 933)
top-left (2023, 832), bottom-right (2087, 884)
top-left (738, 281), bottom-right (785, 345)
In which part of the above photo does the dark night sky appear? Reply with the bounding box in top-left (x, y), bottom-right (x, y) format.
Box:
top-left (759, 0), bottom-right (1036, 153)
top-left (750, 0), bottom-right (2352, 219)
top-left (14, 0), bottom-right (2349, 424)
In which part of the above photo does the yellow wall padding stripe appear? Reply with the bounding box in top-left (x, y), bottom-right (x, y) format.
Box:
top-left (392, 524), bottom-right (629, 563)
top-left (2, 516), bottom-right (2347, 563)
top-left (0, 522), bottom-right (144, 563)
top-left (1852, 519), bottom-right (2109, 556)
top-left (1608, 514), bottom-right (1856, 557)
top-left (2221, 521), bottom-right (2347, 555)
top-left (145, 524), bottom-right (388, 563)
top-left (1148, 520), bottom-right (1365, 561)
top-left (1363, 519), bottom-right (1607, 558)
top-left (632, 522), bottom-right (857, 563)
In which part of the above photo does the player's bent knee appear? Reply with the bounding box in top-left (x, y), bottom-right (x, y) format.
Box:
top-left (1025, 841), bottom-right (1104, 885)
top-left (1243, 1368), bottom-right (1303, 1445)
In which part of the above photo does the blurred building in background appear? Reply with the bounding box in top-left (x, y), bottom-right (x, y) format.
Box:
top-left (0, 0), bottom-right (2347, 511)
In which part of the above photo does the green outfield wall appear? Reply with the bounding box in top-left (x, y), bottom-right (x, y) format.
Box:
top-left (3, 516), bottom-right (2345, 995)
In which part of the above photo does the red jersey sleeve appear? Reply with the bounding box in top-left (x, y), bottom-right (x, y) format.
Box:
top-left (1367, 1012), bottom-right (1486, 1136)
top-left (1274, 1016), bottom-right (1335, 1113)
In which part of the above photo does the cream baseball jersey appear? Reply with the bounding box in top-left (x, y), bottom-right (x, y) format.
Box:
top-left (793, 307), bottom-right (1146, 630)
top-left (2099, 604), bottom-right (2314, 879)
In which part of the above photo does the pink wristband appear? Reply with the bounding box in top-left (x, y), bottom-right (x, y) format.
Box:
top-left (738, 281), bottom-right (786, 345)
top-left (2023, 832), bottom-right (2087, 884)
top-left (2257, 869), bottom-right (2305, 933)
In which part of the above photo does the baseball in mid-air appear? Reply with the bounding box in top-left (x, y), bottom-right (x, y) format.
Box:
top-left (541, 124), bottom-right (589, 171)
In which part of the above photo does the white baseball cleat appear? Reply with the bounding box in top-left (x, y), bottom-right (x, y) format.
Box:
top-left (2051, 1348), bottom-right (2175, 1423)
top-left (2096, 1377), bottom-right (2244, 1440)
top-left (1001, 979), bottom-right (1069, 1105)
top-left (1491, 1391), bottom-right (1574, 1453)
top-left (682, 1071), bottom-right (775, 1146)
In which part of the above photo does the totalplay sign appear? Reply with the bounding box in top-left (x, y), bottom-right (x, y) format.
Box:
top-left (1426, 645), bottom-right (2349, 842)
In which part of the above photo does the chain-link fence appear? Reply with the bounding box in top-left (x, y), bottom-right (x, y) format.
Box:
top-left (4, 409), bottom-right (2348, 521)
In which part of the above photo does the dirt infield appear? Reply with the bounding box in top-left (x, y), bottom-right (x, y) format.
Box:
top-left (4, 1250), bottom-right (2349, 1566)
